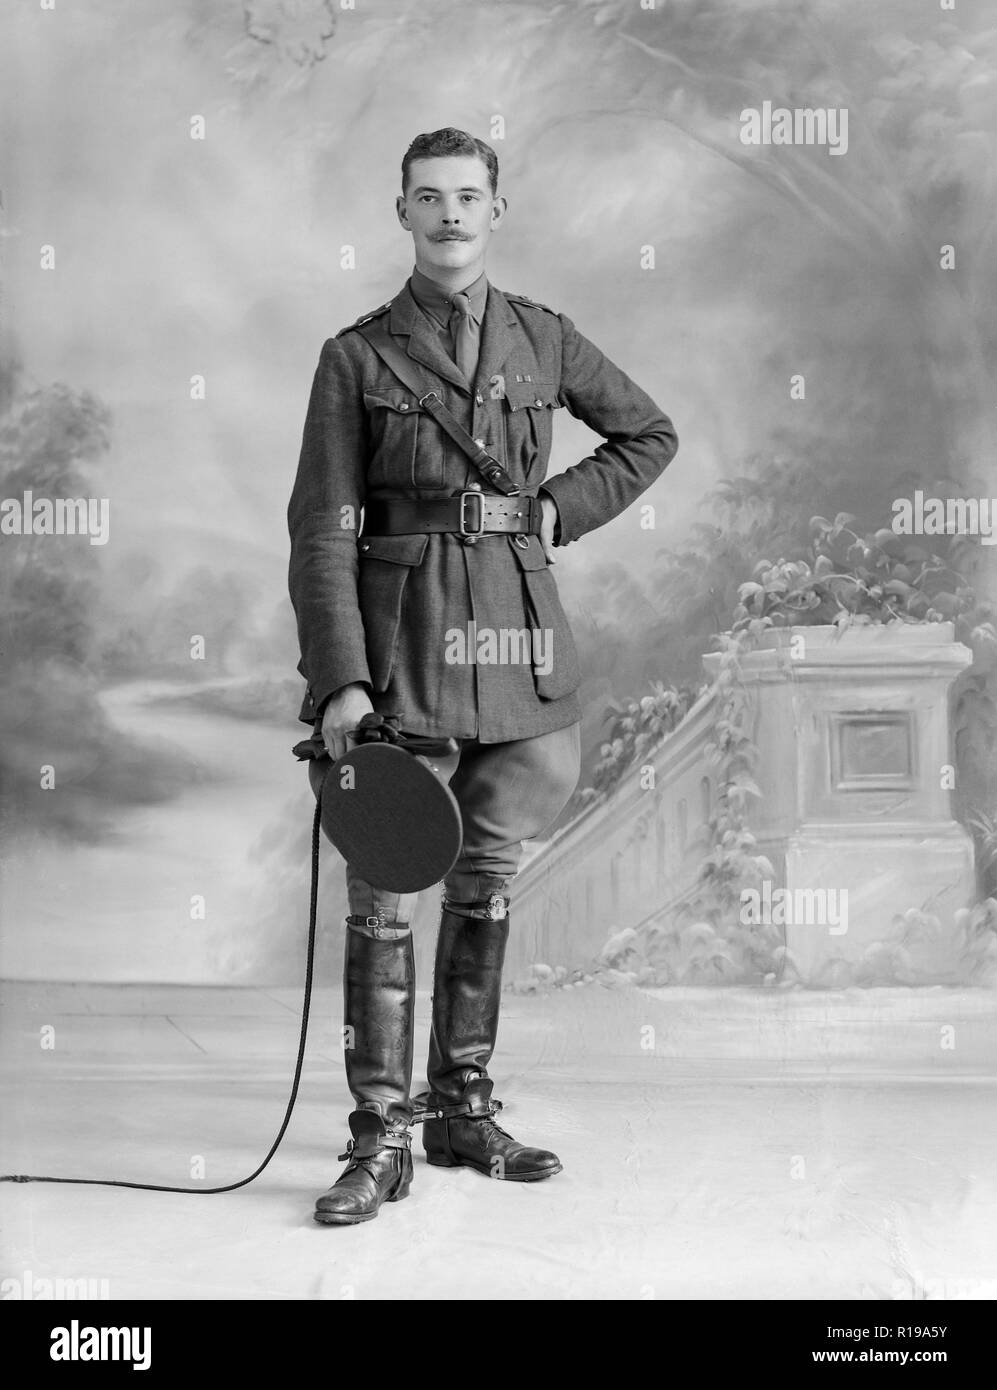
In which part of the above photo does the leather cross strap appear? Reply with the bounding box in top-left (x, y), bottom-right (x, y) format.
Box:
top-left (338, 1131), bottom-right (412, 1161)
top-left (362, 494), bottom-right (542, 538)
top-left (362, 320), bottom-right (521, 497)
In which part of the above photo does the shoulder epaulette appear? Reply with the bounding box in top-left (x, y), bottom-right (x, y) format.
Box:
top-left (336, 301), bottom-right (392, 337)
top-left (503, 291), bottom-right (558, 316)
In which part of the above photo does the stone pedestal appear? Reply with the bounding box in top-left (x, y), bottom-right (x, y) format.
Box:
top-left (705, 623), bottom-right (975, 980)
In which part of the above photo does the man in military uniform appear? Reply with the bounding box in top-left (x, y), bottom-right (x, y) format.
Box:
top-left (287, 128), bottom-right (678, 1224)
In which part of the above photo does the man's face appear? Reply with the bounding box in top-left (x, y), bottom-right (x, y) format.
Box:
top-left (396, 155), bottom-right (506, 278)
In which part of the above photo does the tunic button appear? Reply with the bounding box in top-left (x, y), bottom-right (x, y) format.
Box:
top-left (474, 437), bottom-right (485, 447)
top-left (534, 398), bottom-right (543, 407)
top-left (475, 392), bottom-right (484, 404)
top-left (399, 402), bottom-right (409, 411)
top-left (361, 542), bottom-right (370, 551)
top-left (467, 482), bottom-right (482, 492)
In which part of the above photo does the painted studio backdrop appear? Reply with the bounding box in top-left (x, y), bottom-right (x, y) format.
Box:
top-left (2, 0), bottom-right (995, 992)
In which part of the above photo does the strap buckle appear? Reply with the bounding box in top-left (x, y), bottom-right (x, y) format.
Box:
top-left (443, 893), bottom-right (510, 921)
top-left (458, 490), bottom-right (485, 536)
top-left (418, 390), bottom-right (441, 409)
top-left (485, 892), bottom-right (507, 921)
top-left (346, 913), bottom-right (386, 930)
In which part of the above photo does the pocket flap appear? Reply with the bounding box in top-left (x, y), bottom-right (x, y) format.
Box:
top-left (363, 386), bottom-right (423, 414)
top-left (358, 532), bottom-right (429, 565)
top-left (504, 379), bottom-right (560, 412)
top-left (506, 533), bottom-right (549, 570)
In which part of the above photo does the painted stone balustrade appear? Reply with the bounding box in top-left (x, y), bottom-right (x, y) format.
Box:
top-left (504, 623), bottom-right (976, 983)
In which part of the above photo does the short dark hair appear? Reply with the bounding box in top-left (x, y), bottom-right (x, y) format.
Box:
top-left (401, 128), bottom-right (499, 195)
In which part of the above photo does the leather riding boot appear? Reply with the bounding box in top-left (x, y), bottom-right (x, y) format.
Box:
top-left (314, 923), bottom-right (415, 1225)
top-left (314, 1109), bottom-right (413, 1225)
top-left (419, 901), bottom-right (562, 1182)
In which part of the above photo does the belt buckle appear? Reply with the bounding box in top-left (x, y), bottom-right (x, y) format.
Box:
top-left (458, 490), bottom-right (485, 536)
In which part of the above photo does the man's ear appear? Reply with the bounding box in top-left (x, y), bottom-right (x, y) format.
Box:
top-left (490, 195), bottom-right (508, 228)
top-left (396, 194), bottom-right (411, 230)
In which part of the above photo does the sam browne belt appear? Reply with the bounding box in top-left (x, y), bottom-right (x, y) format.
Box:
top-left (362, 492), bottom-right (543, 539)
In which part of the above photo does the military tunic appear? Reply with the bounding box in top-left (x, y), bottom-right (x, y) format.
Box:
top-left (287, 277), bottom-right (678, 743)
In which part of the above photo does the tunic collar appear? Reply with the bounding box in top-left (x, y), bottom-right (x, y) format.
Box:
top-left (410, 266), bottom-right (488, 329)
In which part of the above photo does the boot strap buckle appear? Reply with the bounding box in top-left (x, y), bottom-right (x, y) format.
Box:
top-left (345, 913), bottom-right (387, 930)
top-left (442, 894), bottom-right (510, 921)
top-left (339, 1130), bottom-right (411, 1159)
top-left (467, 1098), bottom-right (503, 1119)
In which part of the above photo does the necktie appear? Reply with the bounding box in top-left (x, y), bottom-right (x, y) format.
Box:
top-left (448, 291), bottom-right (480, 386)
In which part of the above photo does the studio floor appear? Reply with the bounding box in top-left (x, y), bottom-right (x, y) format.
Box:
top-left (2, 980), bottom-right (996, 1301)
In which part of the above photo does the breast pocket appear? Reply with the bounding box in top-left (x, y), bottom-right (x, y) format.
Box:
top-left (357, 532), bottom-right (429, 692)
top-left (501, 379), bottom-right (560, 483)
top-left (507, 534), bottom-right (580, 701)
top-left (363, 387), bottom-right (445, 489)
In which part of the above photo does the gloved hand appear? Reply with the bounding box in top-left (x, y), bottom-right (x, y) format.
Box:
top-left (320, 682), bottom-right (375, 759)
